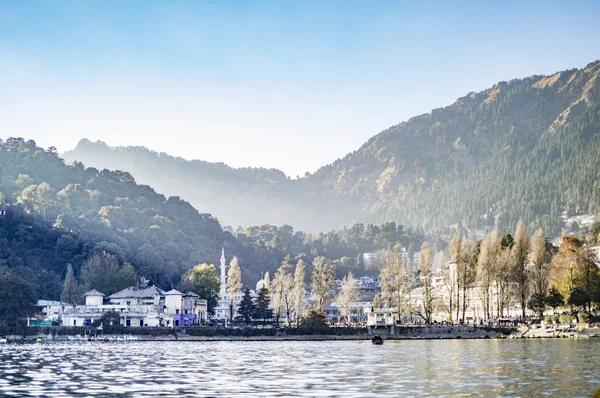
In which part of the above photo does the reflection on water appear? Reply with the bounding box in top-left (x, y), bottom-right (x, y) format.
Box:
top-left (1, 339), bottom-right (599, 397)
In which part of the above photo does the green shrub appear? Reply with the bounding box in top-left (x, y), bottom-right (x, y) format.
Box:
top-left (559, 314), bottom-right (574, 325)
top-left (544, 315), bottom-right (555, 324)
top-left (577, 312), bottom-right (591, 323)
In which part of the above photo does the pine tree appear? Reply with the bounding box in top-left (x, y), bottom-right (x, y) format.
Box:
top-left (61, 263), bottom-right (79, 304)
top-left (237, 286), bottom-right (254, 324)
top-left (252, 286), bottom-right (273, 325)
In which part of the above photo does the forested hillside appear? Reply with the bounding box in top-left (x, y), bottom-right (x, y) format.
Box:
top-left (65, 61), bottom-right (600, 236)
top-left (316, 60), bottom-right (600, 237)
top-left (0, 139), bottom-right (424, 302)
top-left (63, 139), bottom-right (350, 231)
top-left (0, 138), bottom-right (222, 291)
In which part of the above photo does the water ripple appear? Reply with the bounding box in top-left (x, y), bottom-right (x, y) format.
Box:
top-left (0, 339), bottom-right (599, 397)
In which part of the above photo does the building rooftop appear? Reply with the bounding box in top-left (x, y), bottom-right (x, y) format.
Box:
top-left (165, 289), bottom-right (183, 296)
top-left (184, 291), bottom-right (200, 298)
top-left (85, 289), bottom-right (105, 297)
top-left (108, 286), bottom-right (165, 299)
top-left (37, 300), bottom-right (69, 306)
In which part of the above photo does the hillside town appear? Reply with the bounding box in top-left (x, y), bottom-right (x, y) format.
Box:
top-left (26, 225), bottom-right (600, 334)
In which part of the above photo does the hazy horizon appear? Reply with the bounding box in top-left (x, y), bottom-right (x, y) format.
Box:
top-left (1, 0), bottom-right (599, 177)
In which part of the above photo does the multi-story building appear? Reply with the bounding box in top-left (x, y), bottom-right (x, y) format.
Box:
top-left (323, 301), bottom-right (373, 323)
top-left (59, 285), bottom-right (207, 327)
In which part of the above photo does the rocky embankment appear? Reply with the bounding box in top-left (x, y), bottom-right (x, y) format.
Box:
top-left (520, 325), bottom-right (600, 339)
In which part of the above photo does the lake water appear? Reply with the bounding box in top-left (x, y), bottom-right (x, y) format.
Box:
top-left (0, 339), bottom-right (598, 397)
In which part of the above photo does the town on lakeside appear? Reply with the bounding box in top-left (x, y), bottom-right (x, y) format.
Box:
top-left (14, 221), bottom-right (600, 340)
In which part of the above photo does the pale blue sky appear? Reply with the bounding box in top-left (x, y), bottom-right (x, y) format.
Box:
top-left (1, 1), bottom-right (599, 177)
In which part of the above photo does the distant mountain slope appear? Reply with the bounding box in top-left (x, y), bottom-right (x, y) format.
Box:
top-left (0, 138), bottom-right (224, 290)
top-left (64, 61), bottom-right (600, 236)
top-left (63, 139), bottom-right (353, 230)
top-left (1, 139), bottom-right (426, 299)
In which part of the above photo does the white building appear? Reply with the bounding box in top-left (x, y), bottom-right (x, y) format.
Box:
top-left (366, 307), bottom-right (400, 327)
top-left (407, 262), bottom-right (530, 324)
top-left (323, 301), bottom-right (372, 323)
top-left (60, 285), bottom-right (207, 328)
top-left (363, 252), bottom-right (376, 267)
top-left (28, 300), bottom-right (70, 326)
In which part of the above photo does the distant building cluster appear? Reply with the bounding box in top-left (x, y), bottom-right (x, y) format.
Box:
top-left (29, 285), bottom-right (208, 328)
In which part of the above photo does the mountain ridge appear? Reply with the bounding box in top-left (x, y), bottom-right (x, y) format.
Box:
top-left (63, 60), bottom-right (600, 235)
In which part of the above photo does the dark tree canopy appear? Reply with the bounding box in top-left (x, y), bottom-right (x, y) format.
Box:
top-left (252, 286), bottom-right (273, 324)
top-left (236, 286), bottom-right (255, 324)
top-left (0, 271), bottom-right (38, 326)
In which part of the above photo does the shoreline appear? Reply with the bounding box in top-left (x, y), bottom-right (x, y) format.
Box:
top-left (4, 325), bottom-right (598, 343)
top-left (2, 335), bottom-right (501, 342)
top-left (3, 334), bottom-right (599, 343)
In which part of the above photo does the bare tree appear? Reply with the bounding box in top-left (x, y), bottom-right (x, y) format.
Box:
top-left (459, 238), bottom-right (474, 323)
top-left (549, 237), bottom-right (580, 307)
top-left (281, 279), bottom-right (295, 325)
top-left (418, 242), bottom-right (434, 324)
top-left (511, 220), bottom-right (530, 318)
top-left (272, 259), bottom-right (294, 324)
top-left (495, 248), bottom-right (512, 317)
top-left (311, 256), bottom-right (335, 312)
top-left (337, 272), bottom-right (359, 323)
top-left (226, 256), bottom-right (242, 323)
top-left (379, 261), bottom-right (393, 308)
top-left (578, 246), bottom-right (600, 313)
top-left (449, 234), bottom-right (463, 321)
top-left (293, 259), bottom-right (306, 326)
top-left (441, 256), bottom-right (456, 322)
top-left (477, 228), bottom-right (500, 320)
top-left (529, 228), bottom-right (551, 297)
top-left (379, 245), bottom-right (407, 313)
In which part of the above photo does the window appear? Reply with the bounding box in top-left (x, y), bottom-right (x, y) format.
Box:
top-left (73, 320), bottom-right (76, 326)
top-left (176, 309), bottom-right (180, 314)
top-left (126, 319), bottom-right (131, 326)
top-left (126, 301), bottom-right (131, 305)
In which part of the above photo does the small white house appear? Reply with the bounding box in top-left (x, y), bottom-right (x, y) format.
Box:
top-left (165, 289), bottom-right (183, 314)
top-left (85, 289), bottom-right (105, 306)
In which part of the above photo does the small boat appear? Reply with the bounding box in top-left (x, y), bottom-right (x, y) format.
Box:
top-left (0, 338), bottom-right (7, 344)
top-left (35, 337), bottom-right (43, 343)
top-left (372, 336), bottom-right (384, 345)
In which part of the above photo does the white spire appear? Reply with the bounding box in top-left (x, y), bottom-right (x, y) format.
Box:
top-left (219, 248), bottom-right (227, 297)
